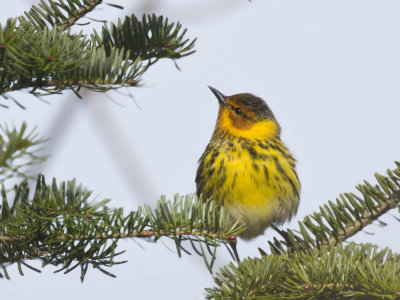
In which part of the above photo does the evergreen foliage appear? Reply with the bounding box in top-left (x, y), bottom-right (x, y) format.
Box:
top-left (93, 14), bottom-right (196, 66)
top-left (206, 243), bottom-right (400, 299)
top-left (18, 0), bottom-right (104, 30)
top-left (0, 173), bottom-right (244, 280)
top-left (267, 163), bottom-right (400, 255)
top-left (0, 0), bottom-right (196, 103)
top-left (0, 122), bottom-right (46, 184)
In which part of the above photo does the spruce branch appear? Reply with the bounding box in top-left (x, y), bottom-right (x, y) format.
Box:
top-left (18, 0), bottom-right (104, 30)
top-left (206, 243), bottom-right (400, 299)
top-left (93, 14), bottom-right (197, 70)
top-left (0, 175), bottom-right (245, 280)
top-left (321, 191), bottom-right (400, 249)
top-left (0, 3), bottom-right (196, 102)
top-left (0, 21), bottom-right (143, 97)
top-left (267, 162), bottom-right (400, 255)
top-left (0, 229), bottom-right (238, 245)
top-left (0, 122), bottom-right (47, 184)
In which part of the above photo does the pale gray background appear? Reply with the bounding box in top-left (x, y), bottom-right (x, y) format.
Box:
top-left (1, 0), bottom-right (400, 299)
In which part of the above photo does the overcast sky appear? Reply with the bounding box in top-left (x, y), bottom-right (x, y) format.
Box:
top-left (2, 1), bottom-right (400, 299)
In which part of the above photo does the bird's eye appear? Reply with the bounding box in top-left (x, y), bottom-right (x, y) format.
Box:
top-left (234, 107), bottom-right (243, 115)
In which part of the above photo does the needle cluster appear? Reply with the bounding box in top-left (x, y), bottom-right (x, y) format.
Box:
top-left (0, 0), bottom-right (196, 104)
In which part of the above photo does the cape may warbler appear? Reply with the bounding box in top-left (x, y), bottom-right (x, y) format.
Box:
top-left (196, 87), bottom-right (300, 241)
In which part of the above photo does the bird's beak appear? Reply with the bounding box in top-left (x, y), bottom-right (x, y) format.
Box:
top-left (208, 86), bottom-right (227, 106)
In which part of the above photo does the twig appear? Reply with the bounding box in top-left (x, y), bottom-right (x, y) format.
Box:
top-left (0, 230), bottom-right (238, 243)
top-left (321, 192), bottom-right (400, 249)
top-left (59, 0), bottom-right (104, 31)
top-left (0, 78), bottom-right (138, 95)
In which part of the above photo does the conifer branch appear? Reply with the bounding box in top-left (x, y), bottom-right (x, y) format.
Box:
top-left (1, 78), bottom-right (138, 95)
top-left (0, 3), bottom-right (196, 103)
top-left (0, 230), bottom-right (237, 243)
top-left (0, 123), bottom-right (47, 184)
top-left (322, 192), bottom-right (400, 249)
top-left (59, 0), bottom-right (103, 30)
top-left (207, 243), bottom-right (400, 299)
top-left (0, 175), bottom-right (244, 280)
top-left (267, 162), bottom-right (400, 255)
top-left (19, 0), bottom-right (103, 30)
top-left (93, 14), bottom-right (197, 63)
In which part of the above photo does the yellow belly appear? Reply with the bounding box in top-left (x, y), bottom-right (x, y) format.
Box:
top-left (196, 137), bottom-right (300, 239)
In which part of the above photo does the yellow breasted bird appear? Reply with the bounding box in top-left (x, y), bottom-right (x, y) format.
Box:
top-left (196, 87), bottom-right (300, 259)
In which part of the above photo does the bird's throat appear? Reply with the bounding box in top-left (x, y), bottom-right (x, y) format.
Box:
top-left (215, 109), bottom-right (280, 140)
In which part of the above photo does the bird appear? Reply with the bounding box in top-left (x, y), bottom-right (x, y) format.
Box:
top-left (195, 86), bottom-right (300, 260)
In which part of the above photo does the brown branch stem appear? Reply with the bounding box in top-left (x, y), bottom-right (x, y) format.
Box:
top-left (59, 0), bottom-right (103, 31)
top-left (272, 193), bottom-right (400, 253)
top-left (0, 230), bottom-right (237, 243)
top-left (321, 192), bottom-right (400, 249)
top-left (247, 283), bottom-right (361, 299)
top-left (0, 78), bottom-right (138, 95)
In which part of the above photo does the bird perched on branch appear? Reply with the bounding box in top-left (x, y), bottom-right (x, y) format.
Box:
top-left (196, 86), bottom-right (300, 260)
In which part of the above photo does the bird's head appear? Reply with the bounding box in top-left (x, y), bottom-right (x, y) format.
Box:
top-left (208, 86), bottom-right (281, 140)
